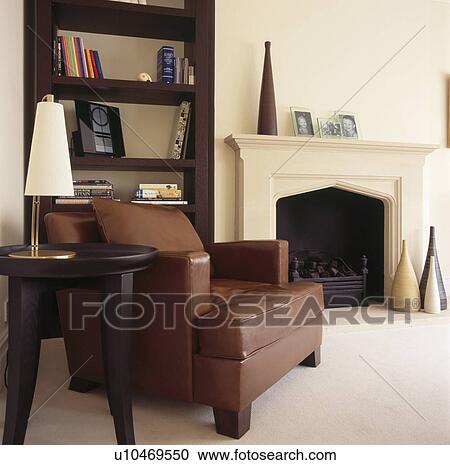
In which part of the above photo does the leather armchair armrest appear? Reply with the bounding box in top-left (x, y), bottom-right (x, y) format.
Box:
top-left (133, 251), bottom-right (211, 320)
top-left (206, 240), bottom-right (289, 284)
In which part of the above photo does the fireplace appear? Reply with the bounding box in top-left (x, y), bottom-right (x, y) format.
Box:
top-left (225, 134), bottom-right (437, 296)
top-left (276, 187), bottom-right (384, 306)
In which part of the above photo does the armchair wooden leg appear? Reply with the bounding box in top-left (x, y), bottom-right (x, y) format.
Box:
top-left (300, 347), bottom-right (321, 367)
top-left (213, 404), bottom-right (252, 439)
top-left (69, 377), bottom-right (101, 393)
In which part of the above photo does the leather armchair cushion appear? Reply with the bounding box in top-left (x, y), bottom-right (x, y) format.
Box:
top-left (206, 241), bottom-right (288, 284)
top-left (197, 281), bottom-right (324, 360)
top-left (45, 212), bottom-right (101, 243)
top-left (92, 198), bottom-right (204, 252)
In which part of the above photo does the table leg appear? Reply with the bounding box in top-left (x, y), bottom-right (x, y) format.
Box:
top-left (101, 273), bottom-right (135, 445)
top-left (2, 278), bottom-right (43, 445)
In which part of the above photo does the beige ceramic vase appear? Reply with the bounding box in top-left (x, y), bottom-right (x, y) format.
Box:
top-left (391, 240), bottom-right (421, 312)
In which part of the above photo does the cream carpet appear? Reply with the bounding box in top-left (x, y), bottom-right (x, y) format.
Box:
top-left (1, 315), bottom-right (449, 445)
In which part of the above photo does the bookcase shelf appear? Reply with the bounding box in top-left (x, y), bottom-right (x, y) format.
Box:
top-left (52, 203), bottom-right (196, 214)
top-left (53, 76), bottom-right (195, 106)
top-left (25, 0), bottom-right (214, 245)
top-left (71, 156), bottom-right (196, 172)
top-left (53, 0), bottom-right (196, 42)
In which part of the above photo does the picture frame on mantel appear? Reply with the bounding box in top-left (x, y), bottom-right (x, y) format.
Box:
top-left (291, 107), bottom-right (315, 137)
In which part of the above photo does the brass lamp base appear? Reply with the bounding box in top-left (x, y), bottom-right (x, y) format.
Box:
top-left (9, 250), bottom-right (77, 260)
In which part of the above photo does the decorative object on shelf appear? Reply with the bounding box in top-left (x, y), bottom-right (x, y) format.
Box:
top-left (57, 35), bottom-right (104, 79)
top-left (424, 255), bottom-right (441, 314)
top-left (390, 240), bottom-right (421, 312)
top-left (318, 117), bottom-right (343, 138)
top-left (419, 226), bottom-right (447, 310)
top-left (73, 100), bottom-right (126, 158)
top-left (169, 101), bottom-right (192, 159)
top-left (338, 113), bottom-right (360, 139)
top-left (9, 95), bottom-right (76, 259)
top-left (257, 41), bottom-right (278, 135)
top-left (137, 72), bottom-right (152, 82)
top-left (291, 107), bottom-right (315, 137)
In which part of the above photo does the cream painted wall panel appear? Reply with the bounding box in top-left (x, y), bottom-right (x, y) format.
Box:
top-left (215, 0), bottom-right (439, 242)
top-left (426, 1), bottom-right (450, 289)
top-left (0, 0), bottom-right (23, 387)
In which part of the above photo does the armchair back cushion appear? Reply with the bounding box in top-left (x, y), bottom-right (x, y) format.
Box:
top-left (92, 198), bottom-right (204, 252)
top-left (45, 212), bottom-right (101, 243)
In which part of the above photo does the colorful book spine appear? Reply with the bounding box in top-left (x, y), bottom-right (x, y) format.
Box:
top-left (62, 37), bottom-right (70, 76)
top-left (90, 50), bottom-right (99, 79)
top-left (85, 49), bottom-right (95, 78)
top-left (157, 46), bottom-right (174, 83)
top-left (78, 37), bottom-right (89, 78)
top-left (57, 36), bottom-right (105, 79)
top-left (93, 51), bottom-right (104, 79)
top-left (74, 37), bottom-right (85, 78)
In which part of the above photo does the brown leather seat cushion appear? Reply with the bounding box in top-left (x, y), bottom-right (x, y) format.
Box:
top-left (92, 198), bottom-right (204, 252)
top-left (197, 280), bottom-right (324, 360)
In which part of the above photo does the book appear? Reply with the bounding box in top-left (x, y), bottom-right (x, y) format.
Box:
top-left (138, 183), bottom-right (178, 190)
top-left (74, 37), bottom-right (85, 78)
top-left (134, 188), bottom-right (182, 200)
top-left (85, 49), bottom-right (94, 78)
top-left (90, 50), bottom-right (99, 79)
top-left (157, 46), bottom-right (175, 83)
top-left (60, 37), bottom-right (70, 76)
top-left (183, 58), bottom-right (189, 84)
top-left (56, 38), bottom-right (63, 76)
top-left (93, 51), bottom-right (104, 79)
top-left (188, 66), bottom-right (195, 85)
top-left (78, 37), bottom-right (89, 77)
top-left (131, 200), bottom-right (188, 205)
top-left (168, 101), bottom-right (191, 159)
top-left (69, 37), bottom-right (80, 77)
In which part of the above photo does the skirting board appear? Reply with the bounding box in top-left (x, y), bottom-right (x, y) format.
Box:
top-left (0, 328), bottom-right (7, 392)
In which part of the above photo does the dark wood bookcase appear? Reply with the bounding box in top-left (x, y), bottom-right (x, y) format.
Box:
top-left (24, 0), bottom-right (215, 244)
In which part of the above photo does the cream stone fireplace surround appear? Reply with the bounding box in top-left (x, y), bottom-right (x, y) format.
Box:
top-left (225, 135), bottom-right (438, 295)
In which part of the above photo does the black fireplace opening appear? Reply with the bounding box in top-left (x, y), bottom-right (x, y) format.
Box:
top-left (276, 187), bottom-right (384, 305)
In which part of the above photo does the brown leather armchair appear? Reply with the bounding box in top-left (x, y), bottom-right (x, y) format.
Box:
top-left (45, 199), bottom-right (324, 439)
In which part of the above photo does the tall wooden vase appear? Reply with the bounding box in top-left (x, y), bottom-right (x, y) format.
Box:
top-left (257, 41), bottom-right (278, 136)
top-left (419, 226), bottom-right (447, 311)
top-left (391, 240), bottom-right (421, 312)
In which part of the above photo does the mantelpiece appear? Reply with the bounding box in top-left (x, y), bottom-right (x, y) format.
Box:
top-left (225, 134), bottom-right (438, 294)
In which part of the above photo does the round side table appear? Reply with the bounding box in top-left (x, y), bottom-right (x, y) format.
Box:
top-left (0, 243), bottom-right (159, 445)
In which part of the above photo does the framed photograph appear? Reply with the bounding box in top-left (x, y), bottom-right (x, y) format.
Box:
top-left (74, 100), bottom-right (126, 158)
top-left (338, 113), bottom-right (360, 139)
top-left (291, 107), bottom-right (315, 137)
top-left (318, 117), bottom-right (343, 138)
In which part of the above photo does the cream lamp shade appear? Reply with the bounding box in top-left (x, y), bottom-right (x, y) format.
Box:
top-left (25, 98), bottom-right (74, 196)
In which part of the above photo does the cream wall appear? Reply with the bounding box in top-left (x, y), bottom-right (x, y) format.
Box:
top-left (0, 0), bottom-right (24, 385)
top-left (215, 0), bottom-right (450, 285)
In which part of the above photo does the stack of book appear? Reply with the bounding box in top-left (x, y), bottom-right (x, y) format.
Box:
top-left (157, 46), bottom-right (195, 85)
top-left (132, 184), bottom-right (187, 205)
top-left (56, 35), bottom-right (104, 79)
top-left (55, 180), bottom-right (114, 205)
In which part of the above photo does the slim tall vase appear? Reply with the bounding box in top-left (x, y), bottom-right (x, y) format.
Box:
top-left (424, 256), bottom-right (441, 314)
top-left (257, 41), bottom-right (278, 136)
top-left (391, 240), bottom-right (421, 312)
top-left (419, 226), bottom-right (447, 311)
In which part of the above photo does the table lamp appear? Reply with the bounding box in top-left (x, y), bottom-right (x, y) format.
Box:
top-left (9, 95), bottom-right (76, 259)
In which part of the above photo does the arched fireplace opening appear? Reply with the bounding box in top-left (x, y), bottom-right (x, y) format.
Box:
top-left (276, 187), bottom-right (384, 307)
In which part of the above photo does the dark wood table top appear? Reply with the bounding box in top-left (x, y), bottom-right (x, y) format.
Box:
top-left (0, 243), bottom-right (159, 278)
